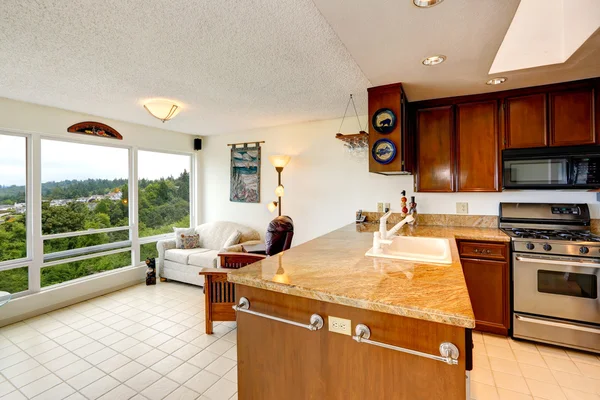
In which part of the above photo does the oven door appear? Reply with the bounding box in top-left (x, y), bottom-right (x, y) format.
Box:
top-left (513, 253), bottom-right (600, 324)
top-left (503, 158), bottom-right (570, 189)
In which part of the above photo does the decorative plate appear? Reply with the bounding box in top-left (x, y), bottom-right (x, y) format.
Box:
top-left (372, 139), bottom-right (396, 164)
top-left (372, 108), bottom-right (396, 134)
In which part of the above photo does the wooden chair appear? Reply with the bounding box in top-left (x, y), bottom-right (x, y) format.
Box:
top-left (200, 216), bottom-right (295, 334)
top-left (200, 253), bottom-right (265, 334)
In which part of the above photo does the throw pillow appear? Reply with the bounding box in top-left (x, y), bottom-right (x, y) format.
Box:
top-left (174, 227), bottom-right (195, 249)
top-left (182, 234), bottom-right (200, 249)
top-left (223, 230), bottom-right (242, 249)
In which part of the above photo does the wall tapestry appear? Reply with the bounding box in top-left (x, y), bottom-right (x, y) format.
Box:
top-left (230, 143), bottom-right (261, 203)
top-left (67, 121), bottom-right (123, 140)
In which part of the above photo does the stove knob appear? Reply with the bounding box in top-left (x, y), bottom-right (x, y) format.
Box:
top-left (526, 243), bottom-right (535, 250)
top-left (580, 246), bottom-right (590, 254)
top-left (543, 244), bottom-right (552, 251)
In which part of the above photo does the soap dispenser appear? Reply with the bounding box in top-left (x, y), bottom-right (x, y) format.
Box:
top-left (408, 196), bottom-right (417, 225)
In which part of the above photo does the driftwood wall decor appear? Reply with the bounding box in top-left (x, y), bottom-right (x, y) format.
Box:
top-left (67, 121), bottom-right (123, 140)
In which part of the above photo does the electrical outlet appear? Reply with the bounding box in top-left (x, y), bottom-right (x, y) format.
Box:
top-left (384, 203), bottom-right (390, 213)
top-left (377, 202), bottom-right (384, 213)
top-left (456, 202), bottom-right (469, 215)
top-left (328, 316), bottom-right (352, 336)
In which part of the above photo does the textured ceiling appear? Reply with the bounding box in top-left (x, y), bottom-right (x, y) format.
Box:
top-left (2, 1), bottom-right (599, 136)
top-left (312, 0), bottom-right (600, 102)
top-left (0, 0), bottom-right (370, 135)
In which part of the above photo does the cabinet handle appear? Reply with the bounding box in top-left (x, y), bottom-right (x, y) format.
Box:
top-left (484, 249), bottom-right (491, 255)
top-left (232, 297), bottom-right (324, 331)
top-left (473, 248), bottom-right (480, 253)
top-left (352, 324), bottom-right (460, 365)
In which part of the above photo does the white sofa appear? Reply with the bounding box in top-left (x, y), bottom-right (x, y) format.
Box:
top-left (156, 221), bottom-right (261, 287)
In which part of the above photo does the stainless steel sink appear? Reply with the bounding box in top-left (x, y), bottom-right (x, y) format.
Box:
top-left (366, 236), bottom-right (452, 264)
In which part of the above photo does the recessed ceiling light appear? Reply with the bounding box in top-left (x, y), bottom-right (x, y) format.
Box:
top-left (422, 55), bottom-right (446, 66)
top-left (486, 77), bottom-right (507, 85)
top-left (413, 0), bottom-right (445, 8)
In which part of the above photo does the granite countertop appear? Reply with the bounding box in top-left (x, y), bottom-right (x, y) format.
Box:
top-left (228, 223), bottom-right (510, 329)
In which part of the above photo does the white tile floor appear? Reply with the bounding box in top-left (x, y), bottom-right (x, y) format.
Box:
top-left (0, 281), bottom-right (237, 400)
top-left (471, 331), bottom-right (600, 400)
top-left (2, 280), bottom-right (600, 400)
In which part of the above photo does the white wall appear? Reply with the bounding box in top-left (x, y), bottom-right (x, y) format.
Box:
top-left (201, 116), bottom-right (599, 245)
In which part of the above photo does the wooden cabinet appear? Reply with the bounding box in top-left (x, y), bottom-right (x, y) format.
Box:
top-left (550, 88), bottom-right (596, 146)
top-left (416, 106), bottom-right (454, 192)
top-left (458, 240), bottom-right (510, 336)
top-left (368, 83), bottom-right (412, 175)
top-left (456, 101), bottom-right (500, 192)
top-left (505, 93), bottom-right (547, 149)
top-left (236, 285), bottom-right (471, 400)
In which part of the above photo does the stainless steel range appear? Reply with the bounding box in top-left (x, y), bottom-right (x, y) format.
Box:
top-left (499, 203), bottom-right (600, 353)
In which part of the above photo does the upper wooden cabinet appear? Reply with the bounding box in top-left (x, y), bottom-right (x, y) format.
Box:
top-left (416, 106), bottom-right (454, 192)
top-left (550, 88), bottom-right (596, 146)
top-left (368, 83), bottom-right (412, 175)
top-left (505, 94), bottom-right (547, 149)
top-left (456, 101), bottom-right (500, 192)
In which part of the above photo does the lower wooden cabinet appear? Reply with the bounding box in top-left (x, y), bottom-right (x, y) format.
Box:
top-left (236, 285), bottom-right (471, 400)
top-left (458, 240), bottom-right (510, 336)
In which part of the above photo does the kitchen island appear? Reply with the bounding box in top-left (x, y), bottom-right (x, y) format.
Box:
top-left (228, 223), bottom-right (508, 400)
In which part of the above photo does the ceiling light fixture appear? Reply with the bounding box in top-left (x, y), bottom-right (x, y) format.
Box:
top-left (143, 99), bottom-right (182, 122)
top-left (413, 0), bottom-right (445, 8)
top-left (486, 77), bottom-right (507, 85)
top-left (422, 55), bottom-right (446, 66)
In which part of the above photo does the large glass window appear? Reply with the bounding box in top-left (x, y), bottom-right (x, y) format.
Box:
top-left (0, 135), bottom-right (27, 263)
top-left (40, 140), bottom-right (131, 285)
top-left (138, 151), bottom-right (191, 237)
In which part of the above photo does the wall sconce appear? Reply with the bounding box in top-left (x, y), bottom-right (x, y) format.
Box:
top-left (143, 99), bottom-right (182, 122)
top-left (267, 155), bottom-right (291, 216)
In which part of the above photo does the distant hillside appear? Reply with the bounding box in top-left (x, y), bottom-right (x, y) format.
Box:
top-left (0, 178), bottom-right (128, 204)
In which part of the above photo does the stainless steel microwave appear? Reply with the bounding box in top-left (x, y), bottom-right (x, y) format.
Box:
top-left (503, 146), bottom-right (600, 190)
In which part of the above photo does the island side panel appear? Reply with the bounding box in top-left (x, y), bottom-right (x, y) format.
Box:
top-left (236, 285), bottom-right (471, 400)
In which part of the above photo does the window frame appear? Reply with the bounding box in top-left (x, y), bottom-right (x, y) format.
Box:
top-left (0, 129), bottom-right (195, 297)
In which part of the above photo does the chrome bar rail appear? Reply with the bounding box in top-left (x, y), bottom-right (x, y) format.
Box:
top-left (232, 297), bottom-right (324, 331)
top-left (352, 324), bottom-right (460, 365)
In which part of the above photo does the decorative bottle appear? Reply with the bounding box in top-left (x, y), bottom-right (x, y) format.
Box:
top-left (400, 190), bottom-right (408, 218)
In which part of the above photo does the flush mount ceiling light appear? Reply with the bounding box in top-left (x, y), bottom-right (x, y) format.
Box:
top-left (143, 99), bottom-right (182, 122)
top-left (413, 0), bottom-right (445, 8)
top-left (486, 77), bottom-right (507, 85)
top-left (422, 55), bottom-right (446, 66)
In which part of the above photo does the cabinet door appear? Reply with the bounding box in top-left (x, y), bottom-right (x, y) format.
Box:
top-left (456, 101), bottom-right (499, 192)
top-left (505, 94), bottom-right (547, 149)
top-left (461, 258), bottom-right (509, 335)
top-left (550, 88), bottom-right (595, 146)
top-left (416, 106), bottom-right (454, 192)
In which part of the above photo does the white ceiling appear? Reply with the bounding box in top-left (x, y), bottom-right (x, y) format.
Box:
top-left (313, 0), bottom-right (600, 102)
top-left (0, 1), bottom-right (599, 136)
top-left (0, 0), bottom-right (370, 135)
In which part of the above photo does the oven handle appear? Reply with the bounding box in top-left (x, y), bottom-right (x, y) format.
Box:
top-left (516, 256), bottom-right (600, 269)
top-left (516, 315), bottom-right (600, 335)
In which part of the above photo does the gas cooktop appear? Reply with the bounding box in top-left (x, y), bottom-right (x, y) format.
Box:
top-left (503, 228), bottom-right (600, 242)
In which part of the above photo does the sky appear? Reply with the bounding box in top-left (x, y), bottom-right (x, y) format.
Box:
top-left (0, 136), bottom-right (191, 186)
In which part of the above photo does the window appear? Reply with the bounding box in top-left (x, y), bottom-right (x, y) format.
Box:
top-left (138, 151), bottom-right (191, 237)
top-left (0, 134), bottom-right (193, 295)
top-left (0, 134), bottom-right (29, 294)
top-left (40, 140), bottom-right (131, 285)
top-left (0, 134), bottom-right (27, 263)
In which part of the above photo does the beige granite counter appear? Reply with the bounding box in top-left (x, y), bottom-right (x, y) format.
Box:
top-left (228, 223), bottom-right (510, 329)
